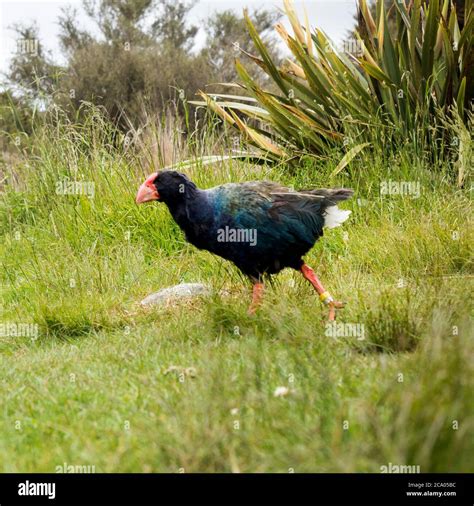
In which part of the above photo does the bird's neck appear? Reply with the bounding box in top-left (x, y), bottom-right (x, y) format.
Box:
top-left (165, 187), bottom-right (209, 230)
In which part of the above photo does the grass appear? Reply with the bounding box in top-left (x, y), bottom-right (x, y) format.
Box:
top-left (0, 110), bottom-right (473, 472)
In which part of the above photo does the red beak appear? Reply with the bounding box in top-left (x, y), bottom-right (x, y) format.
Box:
top-left (136, 173), bottom-right (160, 204)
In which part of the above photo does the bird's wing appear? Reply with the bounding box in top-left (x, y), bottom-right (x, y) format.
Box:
top-left (211, 181), bottom-right (329, 246)
top-left (267, 187), bottom-right (354, 234)
top-left (299, 188), bottom-right (354, 203)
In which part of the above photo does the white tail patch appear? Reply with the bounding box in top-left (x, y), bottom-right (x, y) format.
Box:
top-left (324, 205), bottom-right (351, 229)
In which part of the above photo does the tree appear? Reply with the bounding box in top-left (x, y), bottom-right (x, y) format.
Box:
top-left (6, 0), bottom-right (208, 127)
top-left (6, 24), bottom-right (59, 99)
top-left (203, 8), bottom-right (281, 85)
top-left (151, 0), bottom-right (198, 51)
top-left (5, 0), bottom-right (283, 128)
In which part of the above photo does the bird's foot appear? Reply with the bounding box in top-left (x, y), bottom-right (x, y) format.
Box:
top-left (248, 282), bottom-right (264, 316)
top-left (320, 291), bottom-right (345, 321)
top-left (247, 305), bottom-right (257, 316)
top-left (328, 300), bottom-right (345, 321)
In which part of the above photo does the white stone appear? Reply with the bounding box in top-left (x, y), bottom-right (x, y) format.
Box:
top-left (140, 283), bottom-right (212, 307)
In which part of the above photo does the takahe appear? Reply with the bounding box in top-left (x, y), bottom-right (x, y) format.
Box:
top-left (136, 170), bottom-right (353, 320)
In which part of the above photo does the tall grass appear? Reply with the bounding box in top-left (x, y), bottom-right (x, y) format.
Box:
top-left (0, 105), bottom-right (472, 471)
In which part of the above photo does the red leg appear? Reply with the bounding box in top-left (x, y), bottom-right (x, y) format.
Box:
top-left (248, 282), bottom-right (264, 315)
top-left (300, 263), bottom-right (344, 321)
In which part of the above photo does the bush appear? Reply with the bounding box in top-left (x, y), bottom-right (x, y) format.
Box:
top-left (198, 0), bottom-right (473, 168)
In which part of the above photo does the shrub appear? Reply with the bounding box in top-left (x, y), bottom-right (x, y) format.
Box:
top-left (198, 0), bottom-right (473, 167)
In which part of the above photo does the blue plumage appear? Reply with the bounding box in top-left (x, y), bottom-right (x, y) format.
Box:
top-left (149, 171), bottom-right (353, 281)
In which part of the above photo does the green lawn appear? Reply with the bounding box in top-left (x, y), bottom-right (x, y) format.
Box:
top-left (1, 118), bottom-right (473, 472)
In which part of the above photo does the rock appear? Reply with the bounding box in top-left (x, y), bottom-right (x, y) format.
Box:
top-left (140, 283), bottom-right (212, 307)
top-left (273, 386), bottom-right (291, 398)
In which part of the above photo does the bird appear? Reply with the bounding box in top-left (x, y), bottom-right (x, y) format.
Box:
top-left (136, 170), bottom-right (353, 320)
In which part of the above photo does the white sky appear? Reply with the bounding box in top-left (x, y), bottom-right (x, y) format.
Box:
top-left (0, 0), bottom-right (357, 77)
